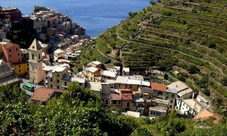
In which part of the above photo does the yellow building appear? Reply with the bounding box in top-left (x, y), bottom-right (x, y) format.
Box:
top-left (14, 62), bottom-right (29, 77)
top-left (86, 66), bottom-right (100, 82)
top-left (43, 65), bottom-right (70, 91)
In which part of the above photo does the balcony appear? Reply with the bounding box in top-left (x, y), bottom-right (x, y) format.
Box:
top-left (61, 84), bottom-right (68, 88)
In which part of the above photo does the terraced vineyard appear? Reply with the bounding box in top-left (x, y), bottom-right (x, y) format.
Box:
top-left (76, 0), bottom-right (227, 109)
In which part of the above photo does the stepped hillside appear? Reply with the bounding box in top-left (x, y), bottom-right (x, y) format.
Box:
top-left (75, 0), bottom-right (227, 109)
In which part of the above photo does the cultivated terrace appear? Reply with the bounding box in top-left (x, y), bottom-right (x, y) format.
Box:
top-left (77, 0), bottom-right (227, 111)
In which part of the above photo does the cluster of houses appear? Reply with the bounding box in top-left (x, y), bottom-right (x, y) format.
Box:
top-left (0, 6), bottom-right (222, 124)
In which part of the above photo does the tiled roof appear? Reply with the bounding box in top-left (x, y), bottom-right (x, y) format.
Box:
top-left (3, 42), bottom-right (19, 49)
top-left (140, 86), bottom-right (153, 93)
top-left (0, 62), bottom-right (13, 78)
top-left (31, 87), bottom-right (62, 102)
top-left (110, 92), bottom-right (121, 100)
top-left (151, 83), bottom-right (167, 91)
top-left (194, 110), bottom-right (222, 124)
top-left (121, 89), bottom-right (132, 100)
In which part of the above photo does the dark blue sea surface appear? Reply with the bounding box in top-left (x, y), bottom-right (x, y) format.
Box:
top-left (1, 0), bottom-right (150, 37)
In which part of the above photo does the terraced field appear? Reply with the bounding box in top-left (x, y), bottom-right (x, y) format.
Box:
top-left (76, 0), bottom-right (227, 109)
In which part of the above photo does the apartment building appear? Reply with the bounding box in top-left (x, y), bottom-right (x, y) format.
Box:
top-left (2, 42), bottom-right (22, 64)
top-left (151, 83), bottom-right (177, 109)
top-left (43, 65), bottom-right (69, 90)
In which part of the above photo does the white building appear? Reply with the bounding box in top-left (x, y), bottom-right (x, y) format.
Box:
top-left (179, 99), bottom-right (204, 116)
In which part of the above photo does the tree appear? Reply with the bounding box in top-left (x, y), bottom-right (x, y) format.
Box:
top-left (187, 65), bottom-right (200, 74)
top-left (221, 77), bottom-right (227, 86)
top-left (150, 0), bottom-right (156, 5)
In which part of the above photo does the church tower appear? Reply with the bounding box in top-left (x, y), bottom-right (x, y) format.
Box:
top-left (28, 39), bottom-right (43, 84)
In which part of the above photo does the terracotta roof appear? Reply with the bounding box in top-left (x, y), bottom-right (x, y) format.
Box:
top-left (151, 83), bottom-right (167, 91)
top-left (31, 87), bottom-right (62, 102)
top-left (110, 92), bottom-right (121, 100)
top-left (121, 89), bottom-right (132, 101)
top-left (3, 42), bottom-right (19, 49)
top-left (194, 109), bottom-right (222, 124)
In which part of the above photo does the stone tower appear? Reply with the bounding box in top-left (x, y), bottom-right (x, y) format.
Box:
top-left (28, 39), bottom-right (43, 84)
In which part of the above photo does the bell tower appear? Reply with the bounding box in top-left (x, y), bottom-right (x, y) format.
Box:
top-left (28, 39), bottom-right (43, 84)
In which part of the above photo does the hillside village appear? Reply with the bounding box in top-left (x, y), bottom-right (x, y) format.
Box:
top-left (0, 5), bottom-right (222, 123)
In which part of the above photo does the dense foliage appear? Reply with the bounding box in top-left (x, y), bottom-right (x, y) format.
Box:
top-left (1, 83), bottom-right (227, 135)
top-left (6, 18), bottom-right (36, 48)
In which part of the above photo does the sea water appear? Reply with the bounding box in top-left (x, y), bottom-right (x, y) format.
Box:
top-left (1, 0), bottom-right (150, 37)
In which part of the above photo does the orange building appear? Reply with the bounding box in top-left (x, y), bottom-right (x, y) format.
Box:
top-left (2, 42), bottom-right (22, 64)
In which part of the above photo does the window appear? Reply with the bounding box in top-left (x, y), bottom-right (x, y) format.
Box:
top-left (57, 80), bottom-right (59, 83)
top-left (32, 54), bottom-right (34, 60)
top-left (18, 59), bottom-right (20, 62)
top-left (9, 49), bottom-right (11, 52)
top-left (112, 101), bottom-right (117, 104)
top-left (16, 48), bottom-right (18, 51)
top-left (118, 101), bottom-right (121, 104)
top-left (127, 102), bottom-right (130, 107)
top-left (57, 74), bottom-right (59, 77)
top-left (50, 85), bottom-right (53, 88)
top-left (19, 70), bottom-right (21, 72)
top-left (27, 68), bottom-right (29, 70)
top-left (172, 94), bottom-right (175, 98)
top-left (18, 65), bottom-right (20, 68)
top-left (50, 78), bottom-right (52, 82)
top-left (9, 55), bottom-right (11, 57)
top-left (158, 91), bottom-right (163, 95)
top-left (105, 100), bottom-right (108, 104)
top-left (39, 54), bottom-right (41, 59)
top-left (134, 103), bottom-right (136, 106)
top-left (57, 86), bottom-right (59, 89)
top-left (170, 100), bottom-right (173, 103)
top-left (65, 82), bottom-right (67, 86)
top-left (18, 53), bottom-right (20, 56)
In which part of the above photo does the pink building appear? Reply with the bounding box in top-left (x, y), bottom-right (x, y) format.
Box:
top-left (3, 43), bottom-right (22, 64)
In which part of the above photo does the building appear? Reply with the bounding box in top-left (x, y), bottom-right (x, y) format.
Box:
top-left (101, 70), bottom-right (117, 80)
top-left (121, 89), bottom-right (133, 112)
top-left (179, 99), bottom-right (204, 116)
top-left (85, 66), bottom-right (100, 82)
top-left (31, 87), bottom-right (63, 104)
top-left (42, 65), bottom-right (69, 90)
top-left (149, 99), bottom-right (169, 118)
top-left (167, 81), bottom-right (194, 111)
top-left (0, 62), bottom-right (20, 87)
top-left (13, 62), bottom-right (29, 77)
top-left (0, 7), bottom-right (22, 20)
top-left (151, 83), bottom-right (177, 110)
top-left (2, 42), bottom-right (22, 64)
top-left (28, 39), bottom-right (43, 84)
top-left (110, 90), bottom-right (121, 110)
top-left (114, 76), bottom-right (150, 91)
top-left (86, 82), bottom-right (102, 95)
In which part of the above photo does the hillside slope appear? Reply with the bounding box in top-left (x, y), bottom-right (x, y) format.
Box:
top-left (76, 0), bottom-right (227, 109)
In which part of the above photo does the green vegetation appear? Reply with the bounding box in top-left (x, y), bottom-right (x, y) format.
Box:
top-left (33, 6), bottom-right (48, 13)
top-left (6, 18), bottom-right (36, 48)
top-left (75, 0), bottom-right (227, 108)
top-left (93, 49), bottom-right (111, 64)
top-left (1, 85), bottom-right (227, 135)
